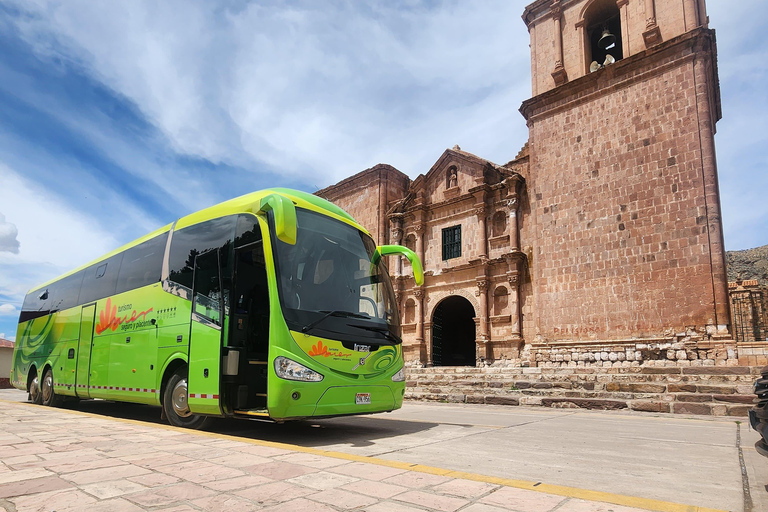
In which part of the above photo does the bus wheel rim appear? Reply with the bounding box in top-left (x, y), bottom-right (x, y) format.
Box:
top-left (171, 379), bottom-right (192, 418)
top-left (30, 376), bottom-right (40, 401)
top-left (42, 373), bottom-right (53, 402)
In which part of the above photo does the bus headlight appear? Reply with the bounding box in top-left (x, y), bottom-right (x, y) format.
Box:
top-left (274, 356), bottom-right (324, 382)
top-left (391, 367), bottom-right (405, 382)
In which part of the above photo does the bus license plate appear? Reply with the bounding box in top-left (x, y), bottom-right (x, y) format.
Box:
top-left (355, 393), bottom-right (371, 405)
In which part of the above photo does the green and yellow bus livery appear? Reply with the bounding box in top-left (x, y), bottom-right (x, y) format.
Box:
top-left (11, 188), bottom-right (423, 428)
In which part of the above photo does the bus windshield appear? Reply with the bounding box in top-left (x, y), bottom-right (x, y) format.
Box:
top-left (273, 208), bottom-right (401, 344)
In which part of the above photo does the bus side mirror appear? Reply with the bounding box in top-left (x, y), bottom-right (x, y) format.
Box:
top-left (373, 245), bottom-right (424, 286)
top-left (257, 193), bottom-right (297, 245)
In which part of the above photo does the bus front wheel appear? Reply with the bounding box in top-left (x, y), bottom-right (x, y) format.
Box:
top-left (41, 368), bottom-right (63, 407)
top-left (163, 370), bottom-right (210, 430)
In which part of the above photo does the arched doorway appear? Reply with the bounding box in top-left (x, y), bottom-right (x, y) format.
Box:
top-left (431, 296), bottom-right (476, 366)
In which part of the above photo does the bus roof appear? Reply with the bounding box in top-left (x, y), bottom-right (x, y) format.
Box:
top-left (31, 188), bottom-right (366, 293)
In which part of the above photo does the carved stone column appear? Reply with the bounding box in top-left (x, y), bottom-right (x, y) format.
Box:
top-left (693, 51), bottom-right (729, 333)
top-left (414, 288), bottom-right (425, 364)
top-left (390, 224), bottom-right (403, 277)
top-left (550, 2), bottom-right (567, 86)
top-left (507, 271), bottom-right (522, 338)
top-left (642, 0), bottom-right (662, 47)
top-left (617, 0), bottom-right (630, 57)
top-left (414, 223), bottom-right (426, 268)
top-left (378, 175), bottom-right (388, 246)
top-left (683, 0), bottom-right (700, 31)
top-left (424, 320), bottom-right (433, 367)
top-left (475, 207), bottom-right (488, 259)
top-left (507, 198), bottom-right (519, 251)
top-left (476, 278), bottom-right (489, 342)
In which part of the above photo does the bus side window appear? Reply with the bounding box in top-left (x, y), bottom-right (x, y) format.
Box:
top-left (168, 217), bottom-right (236, 296)
top-left (79, 253), bottom-right (123, 305)
top-left (19, 287), bottom-right (53, 323)
top-left (51, 271), bottom-right (85, 312)
top-left (115, 233), bottom-right (168, 295)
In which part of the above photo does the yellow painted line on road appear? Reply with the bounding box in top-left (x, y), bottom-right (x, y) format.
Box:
top-left (0, 398), bottom-right (725, 512)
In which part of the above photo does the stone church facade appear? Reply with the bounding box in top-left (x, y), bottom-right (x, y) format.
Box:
top-left (317, 0), bottom-right (759, 368)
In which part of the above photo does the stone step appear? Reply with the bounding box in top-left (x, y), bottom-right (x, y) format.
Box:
top-left (404, 391), bottom-right (753, 417)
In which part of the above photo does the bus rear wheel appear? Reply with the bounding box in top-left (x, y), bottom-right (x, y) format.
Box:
top-left (41, 368), bottom-right (63, 407)
top-left (163, 370), bottom-right (210, 429)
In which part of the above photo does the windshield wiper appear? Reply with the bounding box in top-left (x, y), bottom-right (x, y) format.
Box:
top-left (301, 310), bottom-right (370, 333)
top-left (348, 324), bottom-right (402, 344)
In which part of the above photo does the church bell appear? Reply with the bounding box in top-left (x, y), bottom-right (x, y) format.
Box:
top-left (598, 28), bottom-right (616, 49)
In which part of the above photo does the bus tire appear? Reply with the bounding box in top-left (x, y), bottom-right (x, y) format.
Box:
top-left (28, 369), bottom-right (42, 405)
top-left (41, 368), bottom-right (63, 407)
top-left (163, 369), bottom-right (210, 430)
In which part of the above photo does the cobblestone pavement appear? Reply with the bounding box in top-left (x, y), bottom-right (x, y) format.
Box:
top-left (0, 398), bottom-right (725, 512)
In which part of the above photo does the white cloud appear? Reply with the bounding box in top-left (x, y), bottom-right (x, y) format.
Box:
top-left (0, 334), bottom-right (15, 342)
top-left (0, 213), bottom-right (20, 254)
top-left (11, 0), bottom-right (529, 183)
top-left (0, 304), bottom-right (17, 316)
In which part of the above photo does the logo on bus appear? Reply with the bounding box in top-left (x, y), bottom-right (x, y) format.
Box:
top-left (307, 340), bottom-right (351, 359)
top-left (96, 298), bottom-right (154, 335)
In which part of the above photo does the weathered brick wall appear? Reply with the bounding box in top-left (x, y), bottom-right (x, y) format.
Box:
top-left (521, 36), bottom-right (722, 342)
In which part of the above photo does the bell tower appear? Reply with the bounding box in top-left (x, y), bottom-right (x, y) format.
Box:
top-left (520, 0), bottom-right (729, 344)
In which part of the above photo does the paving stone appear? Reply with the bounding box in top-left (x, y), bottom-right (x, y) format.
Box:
top-left (432, 478), bottom-right (499, 499)
top-left (201, 474), bottom-right (273, 492)
top-left (479, 486), bottom-right (566, 512)
top-left (126, 472), bottom-right (181, 487)
top-left (286, 470), bottom-right (359, 490)
top-left (0, 469), bottom-right (53, 485)
top-left (10, 488), bottom-right (97, 512)
top-left (80, 478), bottom-right (148, 499)
top-left (274, 452), bottom-right (350, 469)
top-left (235, 480), bottom-right (313, 506)
top-left (260, 497), bottom-right (338, 512)
top-left (0, 476), bottom-right (73, 499)
top-left (363, 503), bottom-right (429, 512)
top-left (460, 504), bottom-right (516, 512)
top-left (339, 478), bottom-right (408, 499)
top-left (157, 460), bottom-right (246, 483)
top-left (329, 461), bottom-right (408, 481)
top-left (244, 460), bottom-right (319, 480)
top-left (306, 487), bottom-right (379, 508)
top-left (76, 498), bottom-right (145, 512)
top-left (393, 490), bottom-right (470, 512)
top-left (556, 498), bottom-right (650, 511)
top-left (60, 463), bottom-right (151, 485)
top-left (208, 452), bottom-right (272, 468)
top-left (383, 471), bottom-right (453, 489)
top-left (192, 493), bottom-right (263, 512)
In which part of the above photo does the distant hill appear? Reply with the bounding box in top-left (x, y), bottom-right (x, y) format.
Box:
top-left (726, 244), bottom-right (768, 286)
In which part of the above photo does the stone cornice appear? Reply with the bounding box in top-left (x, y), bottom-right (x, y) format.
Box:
top-left (519, 27), bottom-right (720, 123)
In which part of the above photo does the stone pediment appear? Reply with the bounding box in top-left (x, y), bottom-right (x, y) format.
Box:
top-left (409, 148), bottom-right (506, 207)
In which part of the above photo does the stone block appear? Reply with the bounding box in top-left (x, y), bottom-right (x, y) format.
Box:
top-left (626, 383), bottom-right (666, 393)
top-left (697, 385), bottom-right (736, 394)
top-left (485, 396), bottom-right (520, 406)
top-left (668, 383), bottom-right (697, 393)
top-left (683, 367), bottom-right (750, 375)
top-left (675, 393), bottom-right (713, 403)
top-left (447, 394), bottom-right (466, 403)
top-left (712, 394), bottom-right (755, 404)
top-left (541, 398), bottom-right (627, 410)
top-left (631, 401), bottom-right (670, 413)
top-left (672, 403), bottom-right (712, 415)
top-left (465, 395), bottom-right (485, 404)
top-left (726, 405), bottom-right (751, 417)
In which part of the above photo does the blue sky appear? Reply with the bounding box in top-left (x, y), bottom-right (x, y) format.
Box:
top-left (0, 0), bottom-right (767, 341)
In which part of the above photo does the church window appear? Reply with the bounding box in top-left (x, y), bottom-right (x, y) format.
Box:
top-left (492, 211), bottom-right (507, 237)
top-left (493, 286), bottom-right (508, 316)
top-left (442, 225), bottom-right (461, 260)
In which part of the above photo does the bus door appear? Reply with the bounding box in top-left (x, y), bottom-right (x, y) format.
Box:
top-left (75, 304), bottom-right (96, 398)
top-left (227, 241), bottom-right (270, 413)
top-left (187, 248), bottom-right (224, 416)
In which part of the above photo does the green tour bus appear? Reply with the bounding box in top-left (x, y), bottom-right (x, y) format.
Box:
top-left (10, 188), bottom-right (423, 428)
